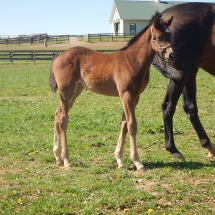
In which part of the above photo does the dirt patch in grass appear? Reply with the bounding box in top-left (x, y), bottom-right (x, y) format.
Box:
top-left (48, 41), bottom-right (127, 50)
top-left (134, 175), bottom-right (215, 210)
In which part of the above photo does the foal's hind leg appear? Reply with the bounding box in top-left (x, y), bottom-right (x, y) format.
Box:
top-left (182, 71), bottom-right (215, 158)
top-left (53, 105), bottom-right (63, 165)
top-left (53, 83), bottom-right (85, 168)
top-left (115, 112), bottom-right (127, 168)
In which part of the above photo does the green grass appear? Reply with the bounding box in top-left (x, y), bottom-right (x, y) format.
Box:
top-left (0, 62), bottom-right (215, 214)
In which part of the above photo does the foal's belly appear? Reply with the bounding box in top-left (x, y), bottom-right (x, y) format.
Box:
top-left (81, 79), bottom-right (119, 97)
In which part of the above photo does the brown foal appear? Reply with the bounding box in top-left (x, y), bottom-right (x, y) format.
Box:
top-left (49, 15), bottom-right (175, 172)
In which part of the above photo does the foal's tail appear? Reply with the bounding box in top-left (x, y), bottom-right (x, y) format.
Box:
top-left (49, 55), bottom-right (59, 93)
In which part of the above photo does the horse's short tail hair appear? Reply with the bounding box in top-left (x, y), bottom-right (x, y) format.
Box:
top-left (49, 55), bottom-right (59, 93)
top-left (152, 53), bottom-right (184, 81)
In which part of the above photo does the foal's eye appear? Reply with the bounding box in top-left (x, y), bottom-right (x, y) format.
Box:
top-left (157, 35), bottom-right (163, 41)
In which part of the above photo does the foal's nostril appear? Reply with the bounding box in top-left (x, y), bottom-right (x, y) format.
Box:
top-left (169, 52), bottom-right (176, 60)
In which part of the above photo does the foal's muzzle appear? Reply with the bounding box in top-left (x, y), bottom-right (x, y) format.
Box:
top-left (161, 47), bottom-right (176, 66)
top-left (169, 52), bottom-right (176, 61)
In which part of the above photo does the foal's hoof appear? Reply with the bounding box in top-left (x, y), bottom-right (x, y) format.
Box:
top-left (208, 152), bottom-right (215, 158)
top-left (172, 153), bottom-right (186, 161)
top-left (118, 165), bottom-right (125, 169)
top-left (56, 161), bottom-right (64, 166)
top-left (134, 167), bottom-right (147, 175)
top-left (137, 167), bottom-right (147, 173)
top-left (65, 164), bottom-right (72, 170)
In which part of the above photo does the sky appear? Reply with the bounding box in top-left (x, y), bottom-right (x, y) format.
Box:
top-left (0, 0), bottom-right (214, 36)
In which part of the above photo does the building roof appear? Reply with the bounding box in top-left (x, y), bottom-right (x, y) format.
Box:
top-left (109, 0), bottom-right (181, 23)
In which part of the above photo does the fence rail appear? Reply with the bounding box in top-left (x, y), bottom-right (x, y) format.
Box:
top-left (0, 50), bottom-right (64, 63)
top-left (0, 34), bottom-right (83, 46)
top-left (0, 50), bottom-right (118, 63)
top-left (88, 33), bottom-right (136, 42)
top-left (0, 33), bottom-right (136, 46)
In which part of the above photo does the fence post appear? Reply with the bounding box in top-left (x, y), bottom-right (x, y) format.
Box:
top-left (31, 51), bottom-right (34, 62)
top-left (112, 33), bottom-right (113, 42)
top-left (10, 51), bottom-right (13, 64)
top-left (33, 51), bottom-right (36, 64)
top-left (31, 37), bottom-right (33, 45)
top-left (6, 39), bottom-right (8, 46)
top-left (44, 39), bottom-right (47, 47)
top-left (100, 34), bottom-right (101, 42)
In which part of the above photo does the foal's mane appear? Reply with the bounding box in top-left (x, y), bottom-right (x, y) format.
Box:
top-left (120, 12), bottom-right (160, 51)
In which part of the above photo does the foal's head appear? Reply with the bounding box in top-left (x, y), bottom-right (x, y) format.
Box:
top-left (151, 15), bottom-right (175, 65)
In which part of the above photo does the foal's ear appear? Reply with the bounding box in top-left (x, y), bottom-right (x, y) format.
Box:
top-left (153, 14), bottom-right (162, 28)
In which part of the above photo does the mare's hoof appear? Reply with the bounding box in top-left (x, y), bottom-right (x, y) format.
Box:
top-left (172, 153), bottom-right (186, 161)
top-left (208, 152), bottom-right (215, 158)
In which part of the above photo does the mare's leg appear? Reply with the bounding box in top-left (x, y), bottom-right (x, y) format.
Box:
top-left (120, 93), bottom-right (144, 171)
top-left (53, 83), bottom-right (85, 168)
top-left (182, 71), bottom-right (215, 157)
top-left (162, 79), bottom-right (185, 160)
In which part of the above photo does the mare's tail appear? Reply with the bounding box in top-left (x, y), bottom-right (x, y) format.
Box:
top-left (49, 55), bottom-right (59, 92)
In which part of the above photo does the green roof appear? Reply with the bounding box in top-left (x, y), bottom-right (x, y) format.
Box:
top-left (109, 0), bottom-right (181, 22)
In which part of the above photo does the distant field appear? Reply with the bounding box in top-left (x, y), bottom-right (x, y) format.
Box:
top-left (0, 40), bottom-right (127, 51)
top-left (0, 59), bottom-right (214, 214)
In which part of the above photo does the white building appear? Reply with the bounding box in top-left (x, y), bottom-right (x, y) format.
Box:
top-left (109, 0), bottom-right (181, 35)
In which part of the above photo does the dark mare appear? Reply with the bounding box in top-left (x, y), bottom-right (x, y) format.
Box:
top-left (49, 15), bottom-right (175, 171)
top-left (152, 2), bottom-right (215, 160)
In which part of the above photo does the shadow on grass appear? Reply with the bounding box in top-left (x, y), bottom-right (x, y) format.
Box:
top-left (142, 160), bottom-right (215, 170)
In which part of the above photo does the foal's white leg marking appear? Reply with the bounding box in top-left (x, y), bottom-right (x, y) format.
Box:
top-left (121, 92), bottom-right (145, 171)
top-left (115, 119), bottom-right (127, 168)
top-left (53, 132), bottom-right (63, 165)
top-left (60, 115), bottom-right (72, 169)
top-left (129, 123), bottom-right (144, 171)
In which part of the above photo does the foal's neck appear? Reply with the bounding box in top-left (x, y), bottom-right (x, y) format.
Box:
top-left (124, 26), bottom-right (155, 67)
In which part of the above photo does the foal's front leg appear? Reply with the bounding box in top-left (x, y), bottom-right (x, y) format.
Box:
top-left (120, 92), bottom-right (145, 171)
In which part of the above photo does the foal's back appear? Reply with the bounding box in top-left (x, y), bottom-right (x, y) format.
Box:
top-left (53, 46), bottom-right (149, 97)
top-left (53, 47), bottom-right (118, 96)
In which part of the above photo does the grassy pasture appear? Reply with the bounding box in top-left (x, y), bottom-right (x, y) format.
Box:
top-left (0, 60), bottom-right (215, 214)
